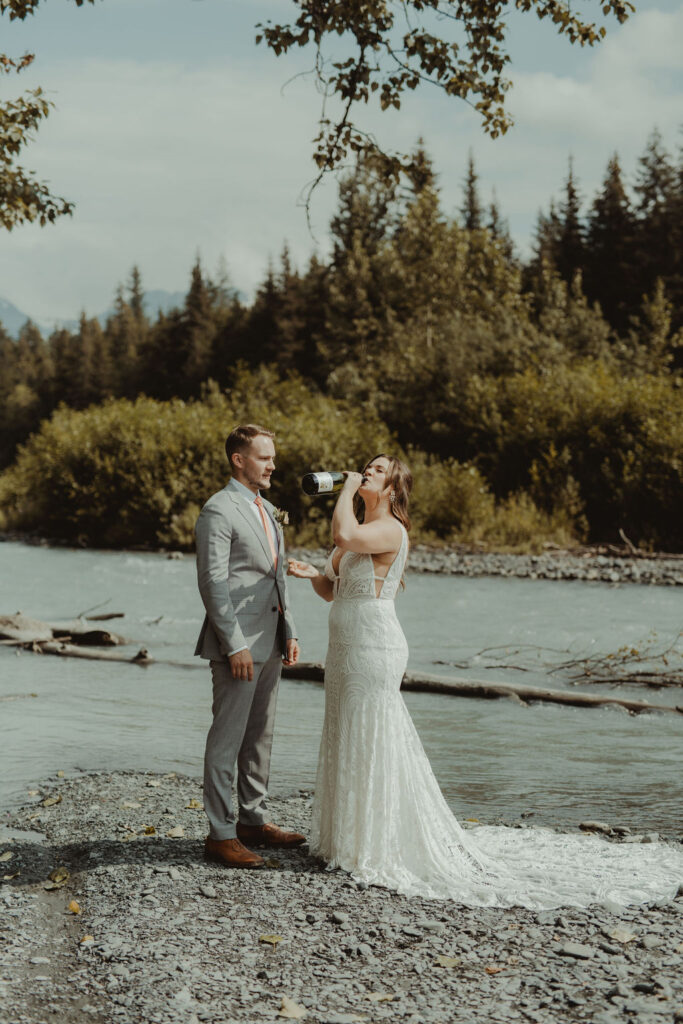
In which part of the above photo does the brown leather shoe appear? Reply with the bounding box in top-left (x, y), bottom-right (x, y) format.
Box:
top-left (204, 836), bottom-right (265, 869)
top-left (236, 822), bottom-right (306, 849)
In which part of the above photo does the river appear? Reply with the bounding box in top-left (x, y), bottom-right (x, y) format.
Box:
top-left (1, 541), bottom-right (681, 832)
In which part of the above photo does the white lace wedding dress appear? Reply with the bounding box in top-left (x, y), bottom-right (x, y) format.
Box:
top-left (310, 524), bottom-right (683, 908)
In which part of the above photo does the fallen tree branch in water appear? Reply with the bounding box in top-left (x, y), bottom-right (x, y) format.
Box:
top-left (552, 626), bottom-right (683, 688)
top-left (437, 627), bottom-right (683, 689)
top-left (282, 663), bottom-right (683, 715)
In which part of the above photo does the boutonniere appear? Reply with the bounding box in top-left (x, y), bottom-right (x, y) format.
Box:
top-left (272, 506), bottom-right (289, 527)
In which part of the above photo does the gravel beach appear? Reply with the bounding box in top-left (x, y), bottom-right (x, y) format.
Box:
top-left (2, 771), bottom-right (682, 1024)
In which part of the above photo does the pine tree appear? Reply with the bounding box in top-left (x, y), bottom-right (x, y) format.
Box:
top-left (242, 261), bottom-right (282, 369)
top-left (460, 152), bottom-right (483, 231)
top-left (584, 154), bottom-right (634, 332)
top-left (128, 265), bottom-right (145, 322)
top-left (665, 134), bottom-right (683, 336)
top-left (330, 156), bottom-right (397, 265)
top-left (555, 158), bottom-right (586, 283)
top-left (106, 282), bottom-right (145, 398)
top-left (487, 190), bottom-right (514, 261)
top-left (75, 314), bottom-right (111, 405)
top-left (405, 139), bottom-right (436, 197)
top-left (176, 258), bottom-right (216, 395)
top-left (531, 202), bottom-right (561, 268)
top-left (633, 129), bottom-right (679, 333)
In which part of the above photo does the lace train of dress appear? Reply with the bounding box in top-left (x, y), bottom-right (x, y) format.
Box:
top-left (310, 525), bottom-right (683, 909)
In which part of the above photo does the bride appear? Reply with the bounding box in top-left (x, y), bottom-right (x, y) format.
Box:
top-left (287, 454), bottom-right (683, 909)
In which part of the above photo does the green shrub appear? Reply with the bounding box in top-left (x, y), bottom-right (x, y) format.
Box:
top-left (461, 361), bottom-right (683, 549)
top-left (0, 367), bottom-right (395, 549)
top-left (409, 449), bottom-right (577, 551)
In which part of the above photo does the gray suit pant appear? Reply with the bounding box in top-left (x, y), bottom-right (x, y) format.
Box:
top-left (203, 640), bottom-right (282, 840)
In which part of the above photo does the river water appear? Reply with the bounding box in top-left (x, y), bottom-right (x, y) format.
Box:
top-left (1, 541), bottom-right (681, 832)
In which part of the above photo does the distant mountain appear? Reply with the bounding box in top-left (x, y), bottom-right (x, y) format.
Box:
top-left (0, 289), bottom-right (186, 339)
top-left (0, 297), bottom-right (35, 339)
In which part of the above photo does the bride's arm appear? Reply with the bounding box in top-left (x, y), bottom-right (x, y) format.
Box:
top-left (332, 473), bottom-right (402, 554)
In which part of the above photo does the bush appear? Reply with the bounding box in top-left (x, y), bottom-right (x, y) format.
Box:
top-left (0, 367), bottom-right (394, 549)
top-left (461, 361), bottom-right (683, 549)
top-left (409, 450), bottom-right (576, 551)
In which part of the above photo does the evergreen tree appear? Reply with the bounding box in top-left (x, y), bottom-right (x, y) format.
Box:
top-left (330, 156), bottom-right (398, 264)
top-left (14, 320), bottom-right (54, 403)
top-left (487, 190), bottom-right (515, 262)
top-left (128, 265), bottom-right (145, 322)
top-left (405, 139), bottom-right (436, 197)
top-left (182, 258), bottom-right (216, 387)
top-left (633, 129), bottom-right (679, 332)
top-left (530, 202), bottom-right (561, 268)
top-left (584, 154), bottom-right (634, 332)
top-left (460, 152), bottom-right (483, 231)
top-left (555, 158), bottom-right (586, 283)
top-left (242, 261), bottom-right (282, 369)
top-left (73, 314), bottom-right (111, 406)
top-left (106, 281), bottom-right (145, 398)
top-left (665, 134), bottom-right (683, 337)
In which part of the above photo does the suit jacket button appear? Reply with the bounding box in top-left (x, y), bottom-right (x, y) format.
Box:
top-left (271, 606), bottom-right (277, 612)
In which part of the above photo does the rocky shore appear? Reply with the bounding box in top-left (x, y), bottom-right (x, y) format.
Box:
top-left (291, 546), bottom-right (683, 587)
top-left (2, 771), bottom-right (682, 1024)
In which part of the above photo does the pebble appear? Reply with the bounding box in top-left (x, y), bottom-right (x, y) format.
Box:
top-left (555, 942), bottom-right (595, 959)
top-left (602, 898), bottom-right (627, 915)
top-left (580, 821), bottom-right (612, 835)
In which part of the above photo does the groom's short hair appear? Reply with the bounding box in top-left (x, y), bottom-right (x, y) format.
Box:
top-left (225, 424), bottom-right (275, 468)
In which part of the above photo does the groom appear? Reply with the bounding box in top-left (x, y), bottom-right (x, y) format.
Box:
top-left (194, 423), bottom-right (304, 868)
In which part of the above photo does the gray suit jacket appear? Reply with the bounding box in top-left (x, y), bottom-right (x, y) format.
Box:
top-left (194, 480), bottom-right (297, 663)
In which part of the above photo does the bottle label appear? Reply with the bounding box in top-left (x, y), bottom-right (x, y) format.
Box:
top-left (315, 472), bottom-right (335, 493)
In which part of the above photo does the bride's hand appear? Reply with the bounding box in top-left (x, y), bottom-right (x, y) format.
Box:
top-left (287, 559), bottom-right (320, 579)
top-left (342, 471), bottom-right (364, 493)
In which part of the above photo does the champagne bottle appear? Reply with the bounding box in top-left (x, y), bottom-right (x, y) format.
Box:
top-left (301, 471), bottom-right (346, 496)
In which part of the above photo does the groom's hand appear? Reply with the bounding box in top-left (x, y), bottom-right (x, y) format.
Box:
top-left (283, 638), bottom-right (300, 667)
top-left (229, 649), bottom-right (254, 681)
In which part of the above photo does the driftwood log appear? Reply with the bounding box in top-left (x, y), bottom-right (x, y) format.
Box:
top-left (282, 662), bottom-right (683, 716)
top-left (0, 613), bottom-right (125, 647)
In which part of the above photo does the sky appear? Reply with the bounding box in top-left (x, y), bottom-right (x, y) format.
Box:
top-left (1, 0), bottom-right (682, 323)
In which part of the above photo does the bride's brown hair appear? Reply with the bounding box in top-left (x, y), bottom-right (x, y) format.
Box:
top-left (353, 454), bottom-right (412, 531)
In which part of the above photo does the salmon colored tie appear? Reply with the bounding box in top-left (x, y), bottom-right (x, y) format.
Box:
top-left (254, 495), bottom-right (278, 569)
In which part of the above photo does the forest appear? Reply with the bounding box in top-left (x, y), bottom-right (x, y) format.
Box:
top-left (0, 130), bottom-right (681, 551)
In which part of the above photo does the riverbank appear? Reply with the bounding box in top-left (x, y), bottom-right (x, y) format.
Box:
top-left (2, 771), bottom-right (682, 1024)
top-left (3, 531), bottom-right (682, 585)
top-left (291, 545), bottom-right (683, 586)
